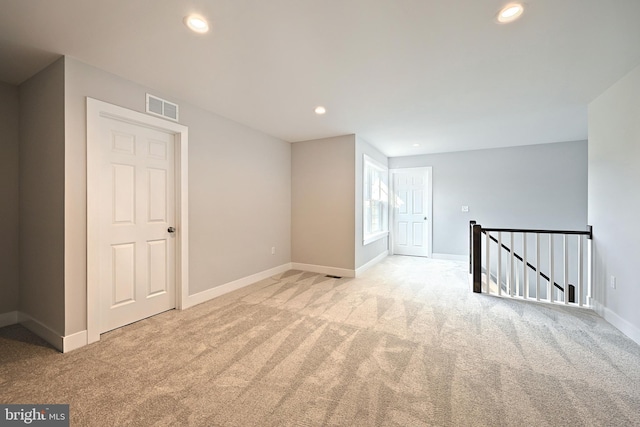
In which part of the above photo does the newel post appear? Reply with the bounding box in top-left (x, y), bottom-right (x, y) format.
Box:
top-left (469, 220), bottom-right (477, 274)
top-left (472, 223), bottom-right (482, 293)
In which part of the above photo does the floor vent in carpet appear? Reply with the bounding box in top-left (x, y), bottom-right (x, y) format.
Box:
top-left (325, 275), bottom-right (342, 279)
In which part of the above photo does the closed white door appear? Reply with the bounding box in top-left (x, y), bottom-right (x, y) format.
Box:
top-left (393, 169), bottom-right (430, 257)
top-left (98, 116), bottom-right (176, 333)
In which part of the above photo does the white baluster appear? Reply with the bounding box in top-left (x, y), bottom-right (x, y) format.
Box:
top-left (515, 257), bottom-right (519, 296)
top-left (564, 234), bottom-right (569, 305)
top-left (510, 232), bottom-right (515, 297)
top-left (549, 234), bottom-right (555, 303)
top-left (536, 233), bottom-right (541, 301)
top-left (497, 232), bottom-right (502, 296)
top-left (578, 234), bottom-right (584, 307)
top-left (523, 233), bottom-right (528, 300)
top-left (486, 231), bottom-right (491, 294)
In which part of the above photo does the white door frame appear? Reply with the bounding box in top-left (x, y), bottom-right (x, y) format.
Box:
top-left (86, 97), bottom-right (189, 344)
top-left (389, 167), bottom-right (433, 257)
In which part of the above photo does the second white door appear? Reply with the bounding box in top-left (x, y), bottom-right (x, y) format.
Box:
top-left (98, 116), bottom-right (176, 333)
top-left (393, 169), bottom-right (431, 257)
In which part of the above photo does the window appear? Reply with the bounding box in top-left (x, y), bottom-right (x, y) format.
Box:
top-left (363, 154), bottom-right (389, 245)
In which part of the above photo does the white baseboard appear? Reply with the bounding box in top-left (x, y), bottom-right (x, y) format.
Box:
top-left (356, 251), bottom-right (388, 277)
top-left (63, 330), bottom-right (88, 353)
top-left (18, 312), bottom-right (64, 352)
top-left (8, 264), bottom-right (295, 352)
top-left (0, 311), bottom-right (19, 328)
top-left (592, 300), bottom-right (640, 346)
top-left (3, 311), bottom-right (87, 353)
top-left (432, 253), bottom-right (468, 261)
top-left (183, 263), bottom-right (293, 309)
top-left (291, 262), bottom-right (355, 278)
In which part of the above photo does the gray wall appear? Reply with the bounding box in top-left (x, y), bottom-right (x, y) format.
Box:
top-left (588, 63), bottom-right (640, 342)
top-left (355, 137), bottom-right (389, 269)
top-left (292, 135), bottom-right (355, 270)
top-left (185, 100), bottom-right (291, 294)
top-left (389, 141), bottom-right (588, 256)
top-left (64, 57), bottom-right (292, 334)
top-left (19, 58), bottom-right (66, 334)
top-left (0, 82), bottom-right (20, 315)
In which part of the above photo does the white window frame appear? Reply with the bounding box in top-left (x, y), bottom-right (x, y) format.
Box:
top-left (363, 154), bottom-right (389, 245)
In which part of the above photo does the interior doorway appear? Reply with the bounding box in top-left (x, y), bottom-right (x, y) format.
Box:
top-left (390, 167), bottom-right (433, 257)
top-left (86, 98), bottom-right (189, 344)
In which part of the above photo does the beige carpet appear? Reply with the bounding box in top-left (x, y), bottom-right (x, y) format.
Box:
top-left (1, 256), bottom-right (639, 426)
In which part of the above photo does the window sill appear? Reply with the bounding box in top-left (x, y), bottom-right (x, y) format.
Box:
top-left (363, 231), bottom-right (388, 246)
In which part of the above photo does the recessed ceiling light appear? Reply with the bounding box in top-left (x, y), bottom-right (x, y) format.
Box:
top-left (314, 106), bottom-right (326, 115)
top-left (497, 3), bottom-right (524, 23)
top-left (184, 14), bottom-right (209, 33)
top-left (413, 144), bottom-right (420, 147)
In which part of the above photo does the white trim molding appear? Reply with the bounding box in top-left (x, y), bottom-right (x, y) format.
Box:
top-left (363, 154), bottom-right (390, 245)
top-left (18, 312), bottom-right (64, 352)
top-left (363, 231), bottom-right (389, 246)
top-left (63, 330), bottom-right (88, 353)
top-left (4, 263), bottom-right (293, 353)
top-left (3, 311), bottom-right (88, 353)
top-left (0, 311), bottom-right (19, 328)
top-left (592, 300), bottom-right (640, 346)
top-left (183, 263), bottom-right (292, 309)
top-left (356, 251), bottom-right (388, 277)
top-left (86, 97), bottom-right (189, 345)
top-left (433, 253), bottom-right (468, 261)
top-left (291, 263), bottom-right (355, 278)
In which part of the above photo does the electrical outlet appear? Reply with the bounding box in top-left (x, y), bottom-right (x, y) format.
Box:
top-left (461, 206), bottom-right (469, 212)
top-left (610, 275), bottom-right (616, 289)
top-left (271, 247), bottom-right (276, 255)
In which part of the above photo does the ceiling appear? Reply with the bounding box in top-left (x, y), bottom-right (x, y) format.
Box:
top-left (1, 0), bottom-right (639, 157)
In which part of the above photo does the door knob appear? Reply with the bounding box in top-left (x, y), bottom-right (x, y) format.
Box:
top-left (168, 227), bottom-right (176, 233)
top-left (424, 217), bottom-right (428, 221)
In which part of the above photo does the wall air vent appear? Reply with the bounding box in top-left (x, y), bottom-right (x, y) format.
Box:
top-left (146, 93), bottom-right (179, 121)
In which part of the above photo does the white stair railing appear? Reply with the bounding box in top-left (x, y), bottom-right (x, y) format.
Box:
top-left (470, 221), bottom-right (593, 307)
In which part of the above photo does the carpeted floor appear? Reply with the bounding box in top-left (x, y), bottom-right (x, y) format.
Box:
top-left (1, 256), bottom-right (639, 426)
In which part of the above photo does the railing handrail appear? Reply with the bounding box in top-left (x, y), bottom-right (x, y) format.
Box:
top-left (481, 227), bottom-right (592, 238)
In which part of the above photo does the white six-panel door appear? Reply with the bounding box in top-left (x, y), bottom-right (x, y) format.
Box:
top-left (98, 116), bottom-right (176, 333)
top-left (393, 169), bottom-right (431, 257)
